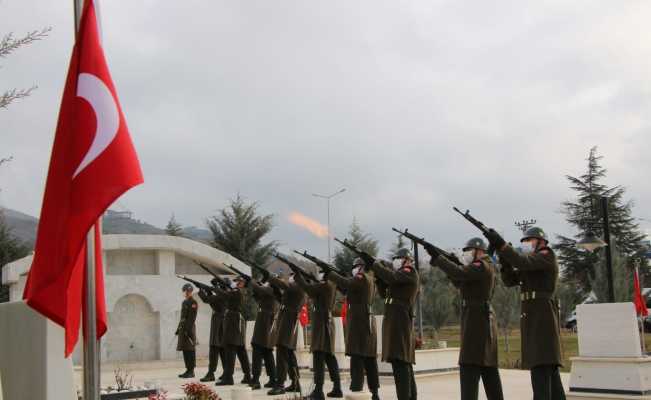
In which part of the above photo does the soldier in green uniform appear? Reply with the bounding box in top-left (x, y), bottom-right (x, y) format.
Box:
top-left (370, 248), bottom-right (419, 400)
top-left (248, 279), bottom-right (280, 390)
top-left (484, 227), bottom-right (566, 400)
top-left (294, 270), bottom-right (343, 400)
top-left (327, 257), bottom-right (380, 400)
top-left (427, 238), bottom-right (504, 400)
top-left (197, 279), bottom-right (227, 382)
top-left (214, 276), bottom-right (252, 386)
top-left (267, 272), bottom-right (307, 396)
top-left (176, 283), bottom-right (198, 378)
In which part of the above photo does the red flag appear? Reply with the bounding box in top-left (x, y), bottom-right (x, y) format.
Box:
top-left (633, 267), bottom-right (648, 317)
top-left (23, 0), bottom-right (143, 356)
top-left (341, 298), bottom-right (348, 326)
top-left (299, 303), bottom-right (310, 327)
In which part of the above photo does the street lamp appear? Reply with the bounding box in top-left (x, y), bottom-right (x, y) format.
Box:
top-left (312, 188), bottom-right (346, 262)
top-left (576, 196), bottom-right (614, 303)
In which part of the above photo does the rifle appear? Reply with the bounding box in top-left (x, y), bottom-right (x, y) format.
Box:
top-left (193, 261), bottom-right (230, 289)
top-left (224, 263), bottom-right (252, 283)
top-left (391, 227), bottom-right (462, 265)
top-left (273, 253), bottom-right (319, 282)
top-left (452, 207), bottom-right (490, 235)
top-left (294, 250), bottom-right (345, 277)
top-left (333, 237), bottom-right (375, 266)
top-left (177, 275), bottom-right (215, 294)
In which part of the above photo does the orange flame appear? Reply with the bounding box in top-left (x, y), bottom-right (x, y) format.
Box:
top-left (288, 212), bottom-right (328, 238)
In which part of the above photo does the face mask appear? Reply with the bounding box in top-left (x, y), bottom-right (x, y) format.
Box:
top-left (317, 272), bottom-right (325, 281)
top-left (230, 281), bottom-right (238, 289)
top-left (521, 241), bottom-right (535, 254)
top-left (352, 266), bottom-right (361, 276)
top-left (462, 250), bottom-right (475, 265)
top-left (392, 258), bottom-right (403, 270)
top-left (262, 281), bottom-right (270, 287)
top-left (288, 275), bottom-right (295, 284)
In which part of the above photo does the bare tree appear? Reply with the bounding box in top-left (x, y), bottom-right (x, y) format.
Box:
top-left (1, 28), bottom-right (51, 110)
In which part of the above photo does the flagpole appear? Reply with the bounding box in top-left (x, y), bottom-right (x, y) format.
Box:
top-left (74, 1), bottom-right (101, 398)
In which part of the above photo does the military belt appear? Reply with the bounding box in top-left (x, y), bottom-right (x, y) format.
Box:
top-left (520, 291), bottom-right (554, 301)
top-left (461, 299), bottom-right (490, 308)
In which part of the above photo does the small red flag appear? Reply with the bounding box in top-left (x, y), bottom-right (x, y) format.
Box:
top-left (633, 267), bottom-right (648, 317)
top-left (341, 298), bottom-right (348, 325)
top-left (299, 303), bottom-right (310, 327)
top-left (23, 0), bottom-right (143, 356)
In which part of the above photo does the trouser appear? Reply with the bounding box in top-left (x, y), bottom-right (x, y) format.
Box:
top-left (531, 365), bottom-right (566, 400)
top-left (350, 355), bottom-right (379, 392)
top-left (276, 346), bottom-right (299, 386)
top-left (459, 364), bottom-right (504, 400)
top-left (222, 345), bottom-right (250, 380)
top-left (208, 346), bottom-right (223, 374)
top-left (313, 351), bottom-right (341, 390)
top-left (182, 350), bottom-right (196, 372)
top-left (252, 344), bottom-right (276, 383)
top-left (391, 360), bottom-right (417, 400)
top-left (236, 345), bottom-right (251, 377)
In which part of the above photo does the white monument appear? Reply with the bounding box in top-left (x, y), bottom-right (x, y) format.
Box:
top-left (568, 302), bottom-right (651, 400)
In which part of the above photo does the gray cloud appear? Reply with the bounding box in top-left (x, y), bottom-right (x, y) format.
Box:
top-left (2, 0), bottom-right (650, 259)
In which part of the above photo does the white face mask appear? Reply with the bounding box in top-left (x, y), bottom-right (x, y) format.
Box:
top-left (521, 241), bottom-right (535, 254)
top-left (262, 281), bottom-right (270, 287)
top-left (392, 258), bottom-right (404, 270)
top-left (317, 272), bottom-right (325, 281)
top-left (461, 250), bottom-right (475, 266)
top-left (230, 281), bottom-right (238, 289)
top-left (352, 266), bottom-right (361, 276)
top-left (288, 275), bottom-right (295, 284)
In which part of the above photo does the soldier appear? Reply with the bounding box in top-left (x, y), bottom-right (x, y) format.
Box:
top-left (267, 272), bottom-right (306, 396)
top-left (369, 248), bottom-right (419, 400)
top-left (197, 279), bottom-right (226, 382)
top-left (426, 238), bottom-right (504, 400)
top-left (176, 283), bottom-right (198, 378)
top-left (484, 227), bottom-right (566, 400)
top-left (294, 270), bottom-right (343, 400)
top-left (248, 279), bottom-right (280, 390)
top-left (327, 257), bottom-right (380, 400)
top-left (214, 276), bottom-right (252, 386)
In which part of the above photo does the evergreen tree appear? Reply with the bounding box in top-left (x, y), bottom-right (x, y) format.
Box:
top-left (333, 219), bottom-right (379, 274)
top-left (0, 211), bottom-right (29, 302)
top-left (491, 277), bottom-right (520, 354)
top-left (421, 268), bottom-right (456, 332)
top-left (206, 195), bottom-right (277, 319)
top-left (555, 147), bottom-right (646, 293)
top-left (165, 214), bottom-right (184, 236)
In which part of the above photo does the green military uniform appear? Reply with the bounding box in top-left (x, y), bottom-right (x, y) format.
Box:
top-left (249, 281), bottom-right (279, 388)
top-left (176, 294), bottom-right (198, 377)
top-left (328, 267), bottom-right (379, 399)
top-left (486, 226), bottom-right (565, 400)
top-left (197, 289), bottom-right (226, 381)
top-left (371, 258), bottom-right (419, 400)
top-left (267, 276), bottom-right (306, 395)
top-left (294, 273), bottom-right (342, 399)
top-left (432, 253), bottom-right (504, 400)
top-left (213, 285), bottom-right (251, 385)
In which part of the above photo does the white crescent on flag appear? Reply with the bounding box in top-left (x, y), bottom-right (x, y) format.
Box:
top-left (73, 72), bottom-right (119, 178)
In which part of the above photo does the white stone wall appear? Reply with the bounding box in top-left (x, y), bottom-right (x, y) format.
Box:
top-left (3, 234), bottom-right (252, 365)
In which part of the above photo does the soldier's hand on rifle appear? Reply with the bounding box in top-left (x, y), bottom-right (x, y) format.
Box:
top-left (360, 253), bottom-right (375, 267)
top-left (484, 229), bottom-right (506, 250)
top-left (423, 243), bottom-right (441, 259)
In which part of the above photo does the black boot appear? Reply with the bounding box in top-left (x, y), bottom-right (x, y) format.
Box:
top-left (371, 390), bottom-right (380, 400)
top-left (327, 383), bottom-right (343, 398)
top-left (215, 378), bottom-right (234, 386)
top-left (285, 380), bottom-right (301, 393)
top-left (241, 373), bottom-right (252, 384)
top-left (308, 388), bottom-right (326, 400)
top-left (267, 386), bottom-right (286, 395)
top-left (249, 380), bottom-right (261, 390)
top-left (200, 372), bottom-right (215, 382)
top-left (178, 370), bottom-right (195, 379)
top-left (264, 379), bottom-right (275, 388)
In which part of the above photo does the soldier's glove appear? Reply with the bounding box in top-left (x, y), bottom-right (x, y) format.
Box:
top-left (423, 243), bottom-right (441, 259)
top-left (484, 229), bottom-right (506, 250)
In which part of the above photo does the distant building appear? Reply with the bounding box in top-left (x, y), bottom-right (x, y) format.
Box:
top-left (104, 209), bottom-right (134, 220)
top-left (2, 234), bottom-right (250, 365)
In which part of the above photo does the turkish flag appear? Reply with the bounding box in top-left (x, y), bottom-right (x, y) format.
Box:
top-left (299, 303), bottom-right (310, 327)
top-left (633, 267), bottom-right (648, 317)
top-left (23, 0), bottom-right (143, 356)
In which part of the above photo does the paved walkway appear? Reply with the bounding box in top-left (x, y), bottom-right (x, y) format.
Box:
top-left (75, 360), bottom-right (570, 399)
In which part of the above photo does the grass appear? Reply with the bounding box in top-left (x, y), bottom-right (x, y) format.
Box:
top-left (425, 325), bottom-right (651, 372)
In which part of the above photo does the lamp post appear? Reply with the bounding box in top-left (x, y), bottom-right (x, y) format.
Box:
top-left (312, 188), bottom-right (346, 262)
top-left (576, 196), bottom-right (614, 303)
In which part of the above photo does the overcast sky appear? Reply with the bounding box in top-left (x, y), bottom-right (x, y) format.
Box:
top-left (2, 1), bottom-right (650, 259)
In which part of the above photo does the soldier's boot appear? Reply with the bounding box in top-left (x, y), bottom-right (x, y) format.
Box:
top-left (249, 376), bottom-right (262, 390)
top-left (371, 389), bottom-right (380, 400)
top-left (308, 387), bottom-right (326, 400)
top-left (240, 373), bottom-right (253, 384)
top-left (178, 370), bottom-right (195, 379)
top-left (215, 378), bottom-right (234, 386)
top-left (264, 379), bottom-right (276, 388)
top-left (284, 380), bottom-right (301, 393)
top-left (200, 372), bottom-right (215, 382)
top-left (267, 386), bottom-right (286, 396)
top-left (327, 378), bottom-right (343, 397)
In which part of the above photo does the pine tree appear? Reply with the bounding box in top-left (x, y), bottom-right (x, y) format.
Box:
top-left (555, 147), bottom-right (646, 293)
top-left (0, 211), bottom-right (30, 302)
top-left (333, 218), bottom-right (379, 273)
top-left (165, 214), bottom-right (184, 237)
